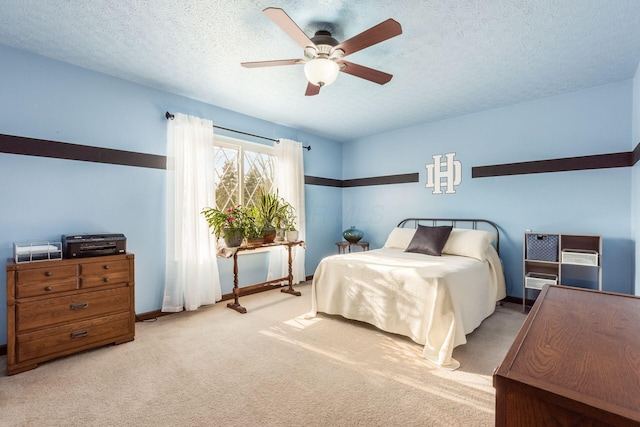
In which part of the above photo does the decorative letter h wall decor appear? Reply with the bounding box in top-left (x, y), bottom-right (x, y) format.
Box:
top-left (425, 153), bottom-right (461, 194)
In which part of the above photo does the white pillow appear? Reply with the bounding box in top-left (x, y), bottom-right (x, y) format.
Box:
top-left (441, 228), bottom-right (495, 261)
top-left (383, 227), bottom-right (417, 250)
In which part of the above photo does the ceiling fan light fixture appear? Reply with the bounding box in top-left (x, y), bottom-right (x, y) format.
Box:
top-left (242, 8), bottom-right (403, 96)
top-left (304, 57), bottom-right (340, 87)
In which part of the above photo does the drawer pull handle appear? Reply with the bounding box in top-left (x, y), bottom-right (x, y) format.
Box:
top-left (45, 271), bottom-right (52, 277)
top-left (103, 277), bottom-right (110, 283)
top-left (103, 265), bottom-right (110, 270)
top-left (44, 286), bottom-right (52, 291)
top-left (70, 302), bottom-right (88, 310)
top-left (70, 329), bottom-right (88, 339)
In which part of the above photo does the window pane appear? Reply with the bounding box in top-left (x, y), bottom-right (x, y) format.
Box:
top-left (214, 146), bottom-right (239, 211)
top-left (213, 137), bottom-right (277, 211)
top-left (244, 151), bottom-right (276, 208)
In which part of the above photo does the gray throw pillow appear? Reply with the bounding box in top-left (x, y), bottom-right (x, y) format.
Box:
top-left (405, 225), bottom-right (453, 256)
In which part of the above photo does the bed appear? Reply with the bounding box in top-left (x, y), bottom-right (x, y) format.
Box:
top-left (309, 218), bottom-right (506, 370)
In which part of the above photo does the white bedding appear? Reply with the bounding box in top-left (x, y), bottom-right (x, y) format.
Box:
top-left (310, 246), bottom-right (506, 369)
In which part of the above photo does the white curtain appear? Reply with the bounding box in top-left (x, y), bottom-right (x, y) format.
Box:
top-left (267, 138), bottom-right (306, 284)
top-left (162, 113), bottom-right (221, 312)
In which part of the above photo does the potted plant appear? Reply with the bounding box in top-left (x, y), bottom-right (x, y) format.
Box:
top-left (281, 203), bottom-right (299, 242)
top-left (244, 206), bottom-right (264, 245)
top-left (201, 205), bottom-right (253, 247)
top-left (257, 190), bottom-right (288, 243)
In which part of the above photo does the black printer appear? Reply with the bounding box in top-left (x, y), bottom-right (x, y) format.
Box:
top-left (62, 233), bottom-right (126, 258)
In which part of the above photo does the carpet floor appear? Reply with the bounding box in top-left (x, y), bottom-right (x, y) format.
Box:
top-left (0, 281), bottom-right (526, 426)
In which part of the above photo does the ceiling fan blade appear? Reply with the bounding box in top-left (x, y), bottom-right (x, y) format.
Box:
top-left (338, 60), bottom-right (393, 85)
top-left (241, 59), bottom-right (302, 68)
top-left (332, 19), bottom-right (402, 57)
top-left (305, 82), bottom-right (320, 96)
top-left (263, 7), bottom-right (316, 50)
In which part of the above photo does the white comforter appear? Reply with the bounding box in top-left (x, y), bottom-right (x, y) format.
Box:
top-left (310, 247), bottom-right (506, 369)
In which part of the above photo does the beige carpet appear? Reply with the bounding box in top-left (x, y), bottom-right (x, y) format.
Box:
top-left (0, 282), bottom-right (526, 427)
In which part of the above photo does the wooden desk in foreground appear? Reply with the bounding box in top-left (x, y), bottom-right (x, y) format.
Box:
top-left (494, 285), bottom-right (640, 426)
top-left (220, 240), bottom-right (304, 314)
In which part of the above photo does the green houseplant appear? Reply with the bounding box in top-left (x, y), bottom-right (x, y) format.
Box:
top-left (244, 206), bottom-right (264, 245)
top-left (280, 203), bottom-right (299, 242)
top-left (257, 190), bottom-right (288, 243)
top-left (201, 205), bottom-right (254, 247)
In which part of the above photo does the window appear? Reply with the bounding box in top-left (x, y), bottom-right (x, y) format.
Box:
top-left (214, 135), bottom-right (277, 211)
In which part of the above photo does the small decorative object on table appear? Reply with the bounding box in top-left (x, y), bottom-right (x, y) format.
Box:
top-left (342, 226), bottom-right (364, 243)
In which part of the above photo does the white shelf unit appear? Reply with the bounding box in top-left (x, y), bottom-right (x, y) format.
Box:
top-left (523, 232), bottom-right (602, 312)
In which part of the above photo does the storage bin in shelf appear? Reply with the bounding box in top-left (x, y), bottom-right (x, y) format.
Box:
top-left (13, 241), bottom-right (63, 263)
top-left (525, 272), bottom-right (558, 290)
top-left (561, 249), bottom-right (598, 266)
top-left (525, 233), bottom-right (559, 262)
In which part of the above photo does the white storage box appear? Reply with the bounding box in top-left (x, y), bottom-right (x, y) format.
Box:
top-left (561, 249), bottom-right (598, 266)
top-left (13, 241), bottom-right (63, 263)
top-left (525, 272), bottom-right (558, 290)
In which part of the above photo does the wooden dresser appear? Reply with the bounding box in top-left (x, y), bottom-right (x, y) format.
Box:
top-left (494, 285), bottom-right (640, 426)
top-left (6, 253), bottom-right (135, 375)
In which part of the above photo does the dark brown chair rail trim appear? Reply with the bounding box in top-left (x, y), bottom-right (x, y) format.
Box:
top-left (344, 173), bottom-right (420, 187)
top-left (3, 133), bottom-right (638, 183)
top-left (472, 150), bottom-right (636, 178)
top-left (0, 133), bottom-right (166, 169)
top-left (633, 142), bottom-right (640, 166)
top-left (0, 133), bottom-right (416, 188)
top-left (305, 173), bottom-right (419, 187)
top-left (304, 176), bottom-right (343, 187)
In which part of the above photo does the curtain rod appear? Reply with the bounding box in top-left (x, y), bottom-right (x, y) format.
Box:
top-left (165, 112), bottom-right (310, 151)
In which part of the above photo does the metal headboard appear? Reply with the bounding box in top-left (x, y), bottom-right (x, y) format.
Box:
top-left (397, 218), bottom-right (500, 254)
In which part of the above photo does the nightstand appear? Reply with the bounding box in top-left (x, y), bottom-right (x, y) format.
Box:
top-left (335, 241), bottom-right (369, 254)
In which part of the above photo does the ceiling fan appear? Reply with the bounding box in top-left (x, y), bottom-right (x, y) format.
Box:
top-left (241, 7), bottom-right (402, 96)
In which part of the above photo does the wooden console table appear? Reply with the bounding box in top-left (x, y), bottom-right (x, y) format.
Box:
top-left (222, 240), bottom-right (304, 314)
top-left (494, 285), bottom-right (640, 426)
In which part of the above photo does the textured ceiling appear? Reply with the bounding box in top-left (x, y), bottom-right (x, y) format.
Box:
top-left (2, 0), bottom-right (640, 142)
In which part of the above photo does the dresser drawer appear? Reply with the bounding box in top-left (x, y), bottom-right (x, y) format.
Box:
top-left (16, 286), bottom-right (131, 332)
top-left (16, 312), bottom-right (131, 363)
top-left (17, 277), bottom-right (79, 299)
top-left (81, 271), bottom-right (130, 289)
top-left (16, 264), bottom-right (78, 285)
top-left (81, 259), bottom-right (129, 276)
top-left (81, 259), bottom-right (130, 289)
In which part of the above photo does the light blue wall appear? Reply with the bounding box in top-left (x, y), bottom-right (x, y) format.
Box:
top-left (1, 41), bottom-right (638, 350)
top-left (0, 44), bottom-right (343, 345)
top-left (342, 81), bottom-right (634, 298)
top-left (632, 62), bottom-right (640, 296)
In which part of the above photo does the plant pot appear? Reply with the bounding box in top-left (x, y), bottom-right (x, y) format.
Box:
top-left (286, 230), bottom-right (299, 242)
top-left (223, 229), bottom-right (243, 247)
top-left (262, 227), bottom-right (277, 244)
top-left (247, 237), bottom-right (264, 246)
